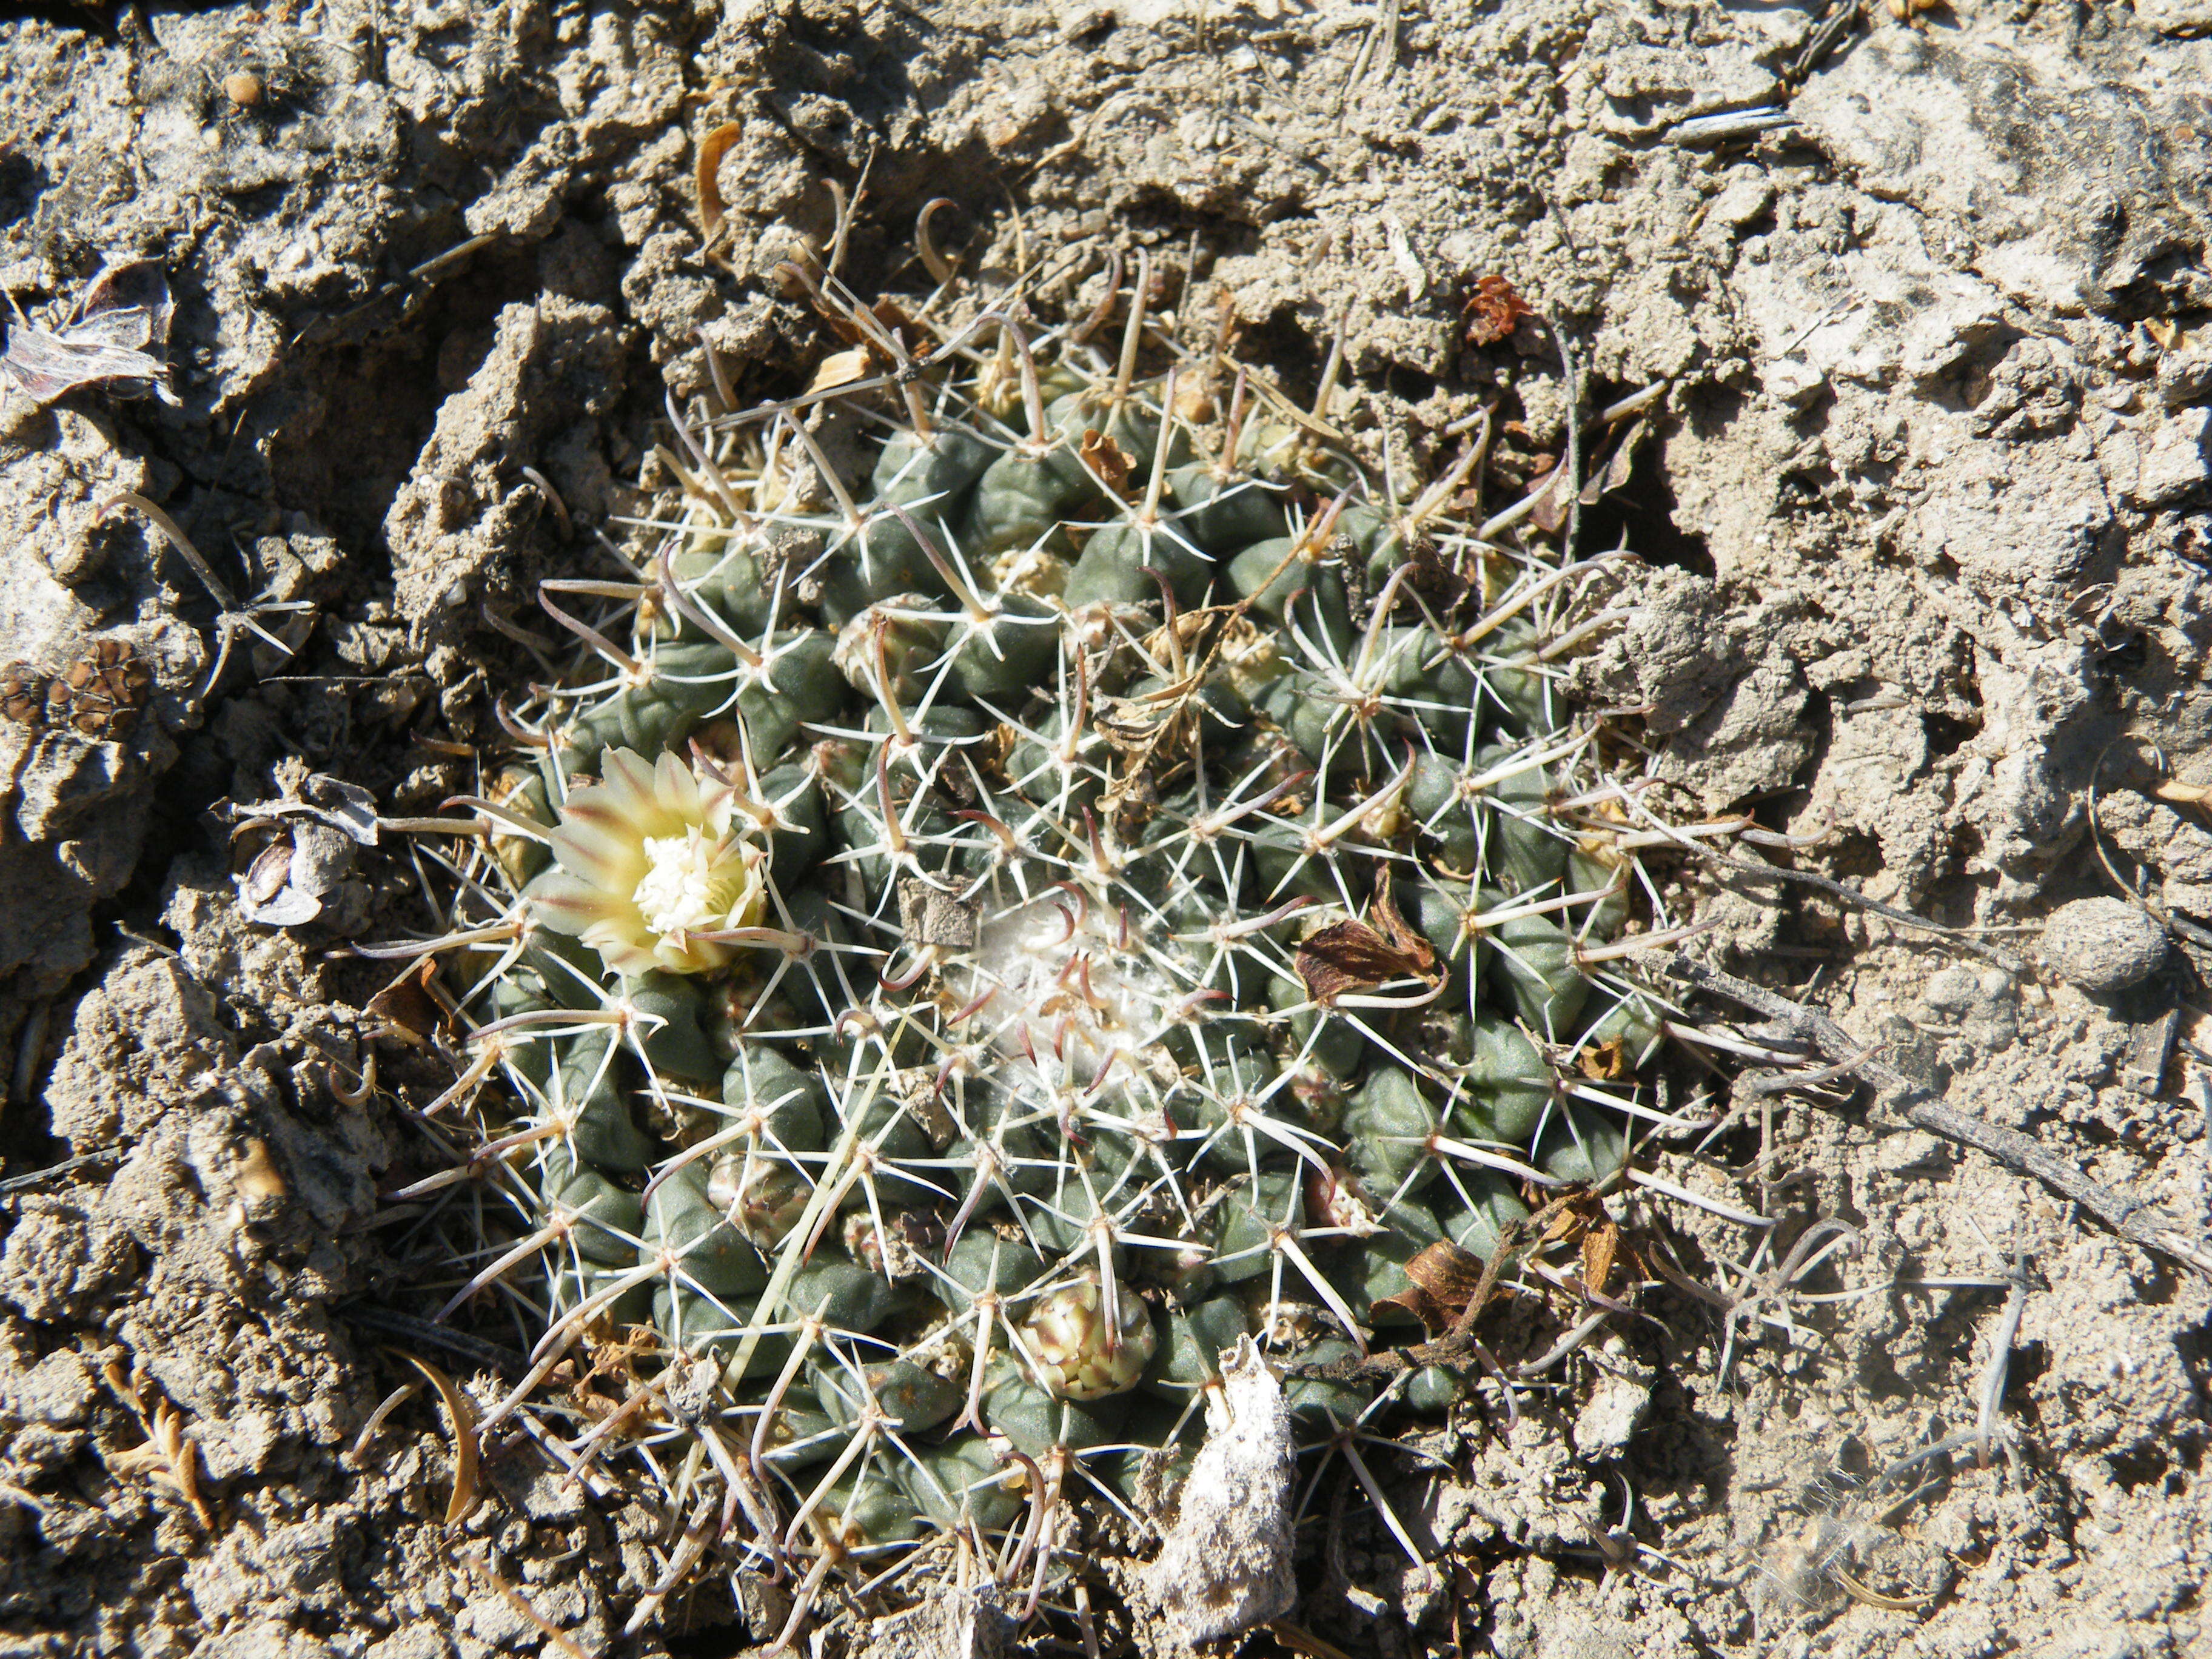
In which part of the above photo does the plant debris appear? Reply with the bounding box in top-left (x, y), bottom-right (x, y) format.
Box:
top-left (1, 262), bottom-right (179, 407)
top-left (1460, 273), bottom-right (1533, 347)
top-left (0, 638), bottom-right (153, 739)
top-left (1126, 1339), bottom-right (1296, 1650)
top-left (1293, 876), bottom-right (1440, 1005)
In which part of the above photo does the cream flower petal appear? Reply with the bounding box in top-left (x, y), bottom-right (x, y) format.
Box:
top-left (525, 870), bottom-right (623, 936)
top-left (654, 748), bottom-right (702, 818)
top-left (599, 746), bottom-right (659, 796)
top-left (600, 749), bottom-right (685, 839)
top-left (651, 934), bottom-right (732, 976)
top-left (698, 780), bottom-right (740, 841)
top-left (549, 800), bottom-right (649, 888)
top-left (580, 918), bottom-right (663, 978)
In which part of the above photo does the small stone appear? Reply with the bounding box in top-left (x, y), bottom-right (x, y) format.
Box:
top-left (2132, 407), bottom-right (2211, 506)
top-left (1570, 1333), bottom-right (1654, 1456)
top-left (897, 876), bottom-right (978, 950)
top-left (857, 1581), bottom-right (1013, 1659)
top-left (2039, 897), bottom-right (2167, 994)
top-left (1923, 965), bottom-right (1980, 1014)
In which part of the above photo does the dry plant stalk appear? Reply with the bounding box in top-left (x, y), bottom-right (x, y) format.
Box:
top-left (397, 1352), bottom-right (483, 1524)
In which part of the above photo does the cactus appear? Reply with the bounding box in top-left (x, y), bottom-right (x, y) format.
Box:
top-left (395, 251), bottom-right (1699, 1642)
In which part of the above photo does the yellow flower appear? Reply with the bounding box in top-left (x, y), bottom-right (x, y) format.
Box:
top-left (529, 749), bottom-right (768, 977)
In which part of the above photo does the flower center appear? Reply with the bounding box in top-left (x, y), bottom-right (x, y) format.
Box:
top-left (632, 828), bottom-right (751, 938)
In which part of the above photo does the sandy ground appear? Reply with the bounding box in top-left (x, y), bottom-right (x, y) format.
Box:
top-left (2, 1), bottom-right (2209, 1654)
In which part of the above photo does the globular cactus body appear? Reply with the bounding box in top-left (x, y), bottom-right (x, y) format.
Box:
top-left (418, 258), bottom-right (1680, 1635)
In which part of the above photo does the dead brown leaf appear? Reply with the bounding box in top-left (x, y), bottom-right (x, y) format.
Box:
top-left (1369, 874), bottom-right (1433, 966)
top-left (365, 958), bottom-right (452, 1047)
top-left (2, 262), bottom-right (179, 407)
top-left (1461, 273), bottom-right (1533, 347)
top-left (1537, 1196), bottom-right (1588, 1248)
top-left (806, 345), bottom-right (873, 395)
top-left (874, 295), bottom-right (926, 346)
top-left (797, 295), bottom-right (931, 389)
top-left (1526, 460), bottom-right (1572, 534)
top-left (1372, 1238), bottom-right (1489, 1332)
top-left (1578, 415), bottom-right (1647, 505)
top-left (1578, 1038), bottom-right (1629, 1080)
top-left (1080, 428), bottom-right (1138, 499)
top-left (819, 293), bottom-right (923, 352)
top-left (1581, 1217), bottom-right (1620, 1299)
top-left (1139, 606), bottom-right (1222, 669)
top-left (1293, 874), bottom-right (1439, 1007)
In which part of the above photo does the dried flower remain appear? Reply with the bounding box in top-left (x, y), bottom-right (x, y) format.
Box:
top-left (2, 262), bottom-right (179, 407)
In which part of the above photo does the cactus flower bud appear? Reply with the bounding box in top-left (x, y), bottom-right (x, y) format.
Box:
top-left (1022, 1278), bottom-right (1157, 1401)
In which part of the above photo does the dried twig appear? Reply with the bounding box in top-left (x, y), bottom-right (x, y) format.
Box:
top-left (1834, 1566), bottom-right (1936, 1614)
top-left (1974, 1249), bottom-right (2031, 1459)
top-left (1666, 955), bottom-right (2212, 1278)
top-left (0, 1148), bottom-right (121, 1195)
top-left (1697, 847), bottom-right (2028, 975)
top-left (1783, 0), bottom-right (1864, 88)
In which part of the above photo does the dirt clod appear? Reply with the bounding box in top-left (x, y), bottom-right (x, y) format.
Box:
top-left (2039, 897), bottom-right (2170, 993)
